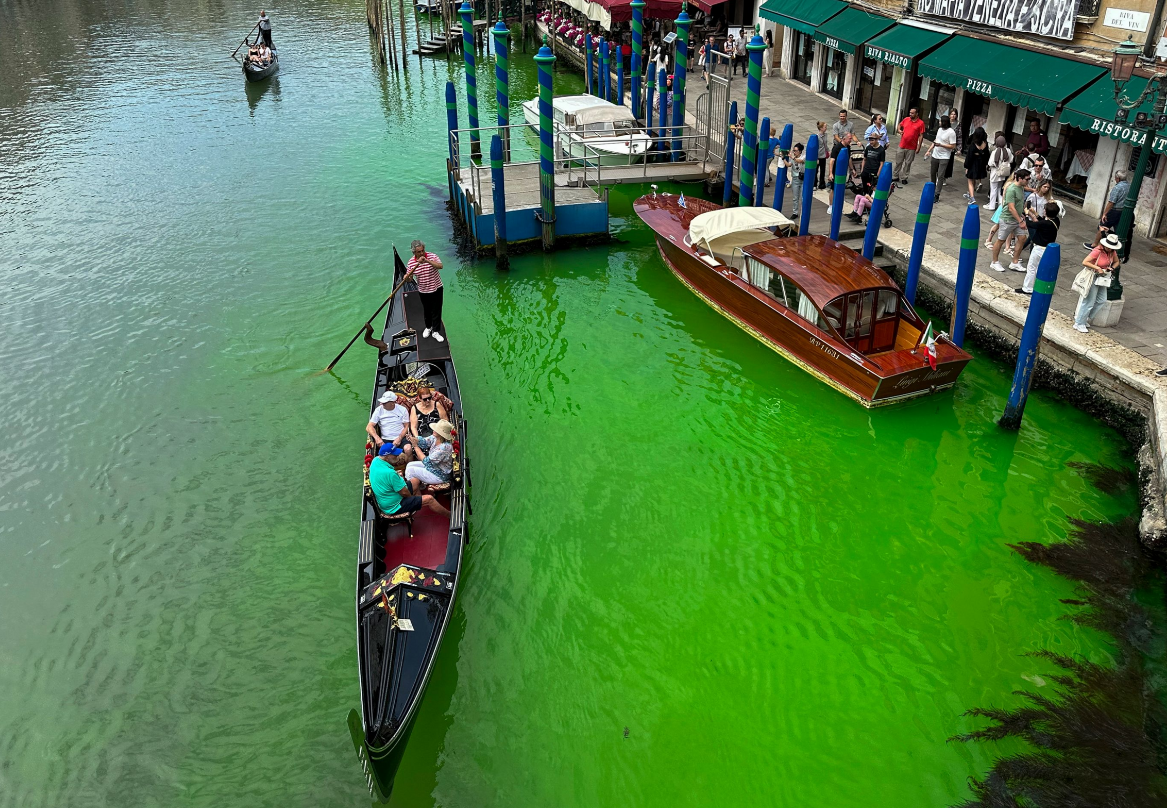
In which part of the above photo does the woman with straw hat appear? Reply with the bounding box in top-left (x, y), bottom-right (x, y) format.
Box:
top-left (1073, 233), bottom-right (1122, 333)
top-left (405, 420), bottom-right (455, 487)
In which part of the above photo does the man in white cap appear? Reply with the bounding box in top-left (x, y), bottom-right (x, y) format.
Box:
top-left (365, 391), bottom-right (414, 460)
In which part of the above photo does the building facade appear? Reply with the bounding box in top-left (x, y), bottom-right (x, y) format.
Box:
top-left (758, 0), bottom-right (1167, 237)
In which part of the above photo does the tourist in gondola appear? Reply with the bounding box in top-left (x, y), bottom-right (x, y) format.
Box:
top-left (405, 240), bottom-right (445, 342)
top-left (370, 444), bottom-right (449, 516)
top-left (408, 385), bottom-right (448, 456)
top-left (257, 9), bottom-right (273, 48)
top-left (367, 391), bottom-right (414, 458)
top-left (405, 419), bottom-right (455, 489)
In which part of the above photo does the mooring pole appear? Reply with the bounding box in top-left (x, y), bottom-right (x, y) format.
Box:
top-left (829, 146), bottom-right (847, 241)
top-left (445, 81), bottom-right (459, 200)
top-left (490, 134), bottom-right (509, 269)
top-left (535, 38), bottom-right (556, 251)
top-left (670, 6), bottom-right (691, 161)
top-left (862, 162), bottom-right (893, 260)
top-left (950, 203), bottom-right (980, 348)
top-left (600, 38), bottom-right (610, 102)
top-left (657, 65), bottom-right (667, 160)
top-left (799, 134), bottom-right (818, 236)
top-left (737, 34), bottom-right (764, 202)
top-left (631, 0), bottom-right (645, 119)
top-left (772, 123), bottom-right (792, 213)
top-left (754, 117), bottom-right (771, 207)
top-left (585, 32), bottom-right (594, 95)
top-left (616, 50), bottom-right (625, 106)
top-left (999, 242), bottom-right (1061, 431)
top-left (904, 182), bottom-right (935, 306)
top-left (459, 1), bottom-right (480, 159)
top-left (492, 15), bottom-right (510, 160)
top-left (723, 101), bottom-right (738, 206)
top-left (646, 62), bottom-right (657, 144)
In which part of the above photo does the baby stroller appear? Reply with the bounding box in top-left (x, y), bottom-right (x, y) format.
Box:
top-left (844, 157), bottom-right (895, 229)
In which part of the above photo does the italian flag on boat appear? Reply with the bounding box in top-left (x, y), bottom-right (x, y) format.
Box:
top-left (919, 322), bottom-right (937, 370)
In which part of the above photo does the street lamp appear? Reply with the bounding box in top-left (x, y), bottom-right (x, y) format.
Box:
top-left (1109, 35), bottom-right (1167, 297)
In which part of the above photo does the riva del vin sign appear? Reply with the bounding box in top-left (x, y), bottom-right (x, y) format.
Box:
top-left (916, 0), bottom-right (1077, 40)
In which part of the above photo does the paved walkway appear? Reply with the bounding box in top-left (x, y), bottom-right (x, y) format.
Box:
top-left (708, 73), bottom-right (1167, 367)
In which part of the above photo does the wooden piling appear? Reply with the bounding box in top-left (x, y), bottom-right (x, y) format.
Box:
top-left (398, 0), bottom-right (408, 65)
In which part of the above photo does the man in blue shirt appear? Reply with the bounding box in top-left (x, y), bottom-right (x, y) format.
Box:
top-left (1084, 170), bottom-right (1130, 250)
top-left (369, 445), bottom-right (449, 516)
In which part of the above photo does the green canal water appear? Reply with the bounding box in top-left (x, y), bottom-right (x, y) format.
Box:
top-left (0, 2), bottom-right (1141, 806)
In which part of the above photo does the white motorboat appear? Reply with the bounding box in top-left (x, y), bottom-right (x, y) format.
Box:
top-left (521, 94), bottom-right (651, 166)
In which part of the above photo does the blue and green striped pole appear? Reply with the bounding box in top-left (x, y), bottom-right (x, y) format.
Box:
top-left (862, 162), bottom-right (893, 259)
top-left (799, 134), bottom-right (818, 236)
top-left (657, 65), bottom-right (667, 158)
top-left (772, 123), bottom-right (792, 212)
top-left (754, 117), bottom-right (770, 207)
top-left (670, 6), bottom-right (691, 160)
top-left (950, 203), bottom-right (980, 348)
top-left (490, 134), bottom-right (509, 269)
top-left (445, 81), bottom-right (459, 200)
top-left (737, 34), bottom-right (765, 204)
top-left (600, 38), bottom-right (610, 102)
top-left (646, 62), bottom-right (657, 142)
top-left (631, 0), bottom-right (645, 119)
top-left (459, 1), bottom-right (479, 159)
top-left (829, 146), bottom-right (847, 240)
top-left (492, 16), bottom-right (510, 160)
top-left (585, 33), bottom-right (594, 95)
top-left (616, 48), bottom-right (624, 105)
top-left (999, 242), bottom-right (1061, 430)
top-left (904, 182), bottom-right (936, 305)
top-left (723, 101), bottom-right (738, 206)
top-left (535, 38), bottom-right (556, 251)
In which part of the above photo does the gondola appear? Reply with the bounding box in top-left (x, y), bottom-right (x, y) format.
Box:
top-left (347, 247), bottom-right (469, 802)
top-left (242, 47), bottom-right (278, 82)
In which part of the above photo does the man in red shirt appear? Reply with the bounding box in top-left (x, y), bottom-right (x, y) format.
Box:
top-left (406, 240), bottom-right (445, 343)
top-left (893, 108), bottom-right (926, 186)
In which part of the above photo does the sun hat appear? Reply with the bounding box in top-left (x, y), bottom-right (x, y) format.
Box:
top-left (1100, 233), bottom-right (1123, 251)
top-left (430, 420), bottom-right (454, 441)
top-left (379, 443), bottom-right (403, 456)
top-left (379, 391), bottom-right (398, 404)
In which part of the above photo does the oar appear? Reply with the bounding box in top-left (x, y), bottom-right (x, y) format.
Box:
top-left (232, 22), bottom-right (261, 58)
top-left (323, 277), bottom-right (409, 373)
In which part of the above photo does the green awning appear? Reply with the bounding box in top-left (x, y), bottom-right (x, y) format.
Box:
top-left (917, 36), bottom-right (1107, 116)
top-left (813, 8), bottom-right (895, 57)
top-left (1060, 75), bottom-right (1167, 154)
top-left (758, 0), bottom-right (846, 36)
top-left (862, 24), bottom-right (949, 72)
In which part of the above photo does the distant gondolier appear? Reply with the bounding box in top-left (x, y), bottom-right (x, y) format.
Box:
top-left (258, 10), bottom-right (273, 48)
top-left (405, 240), bottom-right (445, 343)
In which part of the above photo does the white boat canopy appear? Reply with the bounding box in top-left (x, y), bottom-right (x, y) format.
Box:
top-left (553, 95), bottom-right (638, 126)
top-left (688, 207), bottom-right (794, 247)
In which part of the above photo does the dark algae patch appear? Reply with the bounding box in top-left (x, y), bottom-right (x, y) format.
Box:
top-left (951, 511), bottom-right (1167, 806)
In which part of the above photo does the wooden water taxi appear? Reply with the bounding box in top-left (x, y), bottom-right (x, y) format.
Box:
top-left (634, 193), bottom-right (972, 406)
top-left (348, 248), bottom-right (470, 802)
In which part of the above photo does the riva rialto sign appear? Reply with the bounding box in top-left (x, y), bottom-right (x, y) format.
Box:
top-left (916, 0), bottom-right (1076, 40)
top-left (864, 45), bottom-right (912, 68)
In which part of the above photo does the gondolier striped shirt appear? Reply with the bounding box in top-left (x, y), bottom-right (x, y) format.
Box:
top-left (407, 253), bottom-right (443, 294)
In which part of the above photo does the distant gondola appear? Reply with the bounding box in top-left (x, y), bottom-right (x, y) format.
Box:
top-left (347, 248), bottom-right (470, 802)
top-left (242, 48), bottom-right (278, 82)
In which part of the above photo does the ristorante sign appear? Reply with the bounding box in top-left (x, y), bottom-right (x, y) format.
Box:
top-left (916, 0), bottom-right (1077, 40)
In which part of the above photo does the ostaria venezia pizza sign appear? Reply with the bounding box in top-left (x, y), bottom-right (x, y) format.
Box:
top-left (917, 0), bottom-right (1077, 40)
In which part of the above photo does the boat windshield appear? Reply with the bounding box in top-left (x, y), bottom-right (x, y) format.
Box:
top-left (583, 122), bottom-right (616, 134)
top-left (612, 120), bottom-right (635, 132)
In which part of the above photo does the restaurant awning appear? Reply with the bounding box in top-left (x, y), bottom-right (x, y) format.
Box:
top-left (597, 0), bottom-right (681, 23)
top-left (917, 36), bottom-right (1107, 116)
top-left (690, 0), bottom-right (731, 13)
top-left (862, 23), bottom-right (949, 72)
top-left (813, 8), bottom-right (895, 57)
top-left (1060, 74), bottom-right (1167, 154)
top-left (758, 0), bottom-right (846, 36)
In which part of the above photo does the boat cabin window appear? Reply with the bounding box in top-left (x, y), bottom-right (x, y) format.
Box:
top-left (744, 257), bottom-right (831, 332)
top-left (555, 109), bottom-right (567, 125)
top-left (826, 288), bottom-right (902, 354)
top-left (612, 120), bottom-right (635, 132)
top-left (583, 121), bottom-right (615, 134)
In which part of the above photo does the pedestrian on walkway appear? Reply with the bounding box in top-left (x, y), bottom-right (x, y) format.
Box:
top-left (864, 114), bottom-right (888, 148)
top-left (733, 30), bottom-right (747, 75)
top-left (763, 28), bottom-right (775, 76)
top-left (924, 116), bottom-right (956, 201)
top-left (1085, 170), bottom-right (1129, 250)
top-left (893, 108), bottom-right (925, 185)
top-left (1073, 234), bottom-right (1122, 332)
top-left (860, 131), bottom-right (885, 186)
top-left (828, 110), bottom-right (854, 189)
top-left (406, 240), bottom-right (446, 343)
top-left (816, 122), bottom-right (829, 189)
top-left (1021, 153), bottom-right (1052, 183)
top-left (1020, 119), bottom-right (1050, 161)
top-left (1026, 179), bottom-right (1054, 217)
top-left (963, 127), bottom-right (989, 203)
top-left (944, 109), bottom-right (962, 182)
top-left (987, 135), bottom-right (1013, 210)
top-left (827, 132), bottom-right (856, 215)
top-left (1017, 200), bottom-right (1060, 295)
top-left (989, 168), bottom-right (1031, 273)
top-left (782, 143), bottom-right (806, 217)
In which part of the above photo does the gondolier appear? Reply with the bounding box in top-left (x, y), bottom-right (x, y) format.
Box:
top-left (405, 240), bottom-right (445, 342)
top-left (258, 10), bottom-right (273, 48)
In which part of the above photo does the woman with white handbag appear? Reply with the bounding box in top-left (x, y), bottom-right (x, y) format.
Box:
top-left (1072, 233), bottom-right (1122, 333)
